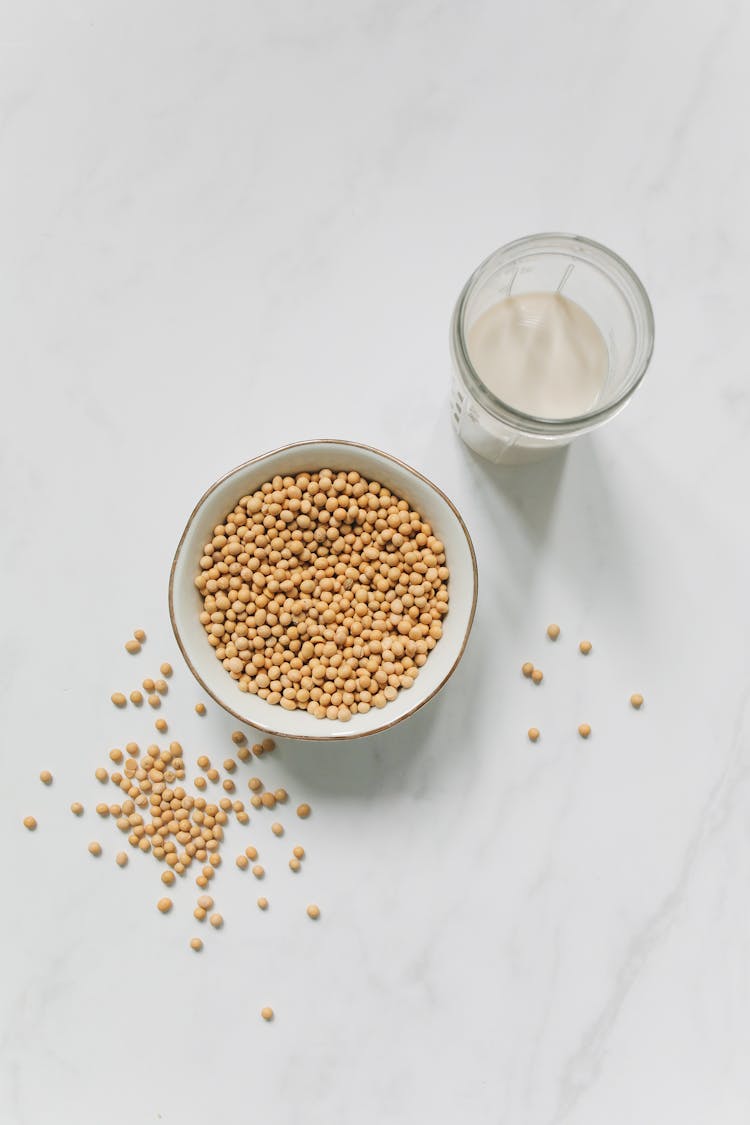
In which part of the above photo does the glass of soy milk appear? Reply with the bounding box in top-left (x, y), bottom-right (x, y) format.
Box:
top-left (450, 233), bottom-right (654, 464)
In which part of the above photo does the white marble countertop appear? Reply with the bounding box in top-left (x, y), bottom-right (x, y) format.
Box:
top-left (2, 3), bottom-right (749, 1123)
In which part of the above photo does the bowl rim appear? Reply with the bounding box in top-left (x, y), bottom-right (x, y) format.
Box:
top-left (169, 438), bottom-right (478, 742)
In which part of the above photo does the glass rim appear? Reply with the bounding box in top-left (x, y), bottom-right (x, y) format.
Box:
top-left (450, 232), bottom-right (655, 436)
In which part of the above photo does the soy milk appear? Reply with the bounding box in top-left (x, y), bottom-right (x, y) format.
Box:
top-left (466, 292), bottom-right (608, 418)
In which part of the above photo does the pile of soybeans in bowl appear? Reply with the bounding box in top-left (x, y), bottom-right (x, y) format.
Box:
top-left (194, 468), bottom-right (450, 723)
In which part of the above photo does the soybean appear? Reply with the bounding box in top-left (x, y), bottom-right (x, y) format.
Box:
top-left (194, 476), bottom-right (450, 723)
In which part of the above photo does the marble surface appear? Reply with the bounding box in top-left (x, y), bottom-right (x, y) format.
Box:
top-left (2, 2), bottom-right (749, 1122)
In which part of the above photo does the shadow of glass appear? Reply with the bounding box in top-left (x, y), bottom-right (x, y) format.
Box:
top-left (469, 434), bottom-right (641, 619)
top-left (463, 442), bottom-right (570, 548)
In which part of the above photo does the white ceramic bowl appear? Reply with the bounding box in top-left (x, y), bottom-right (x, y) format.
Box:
top-left (169, 440), bottom-right (477, 741)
